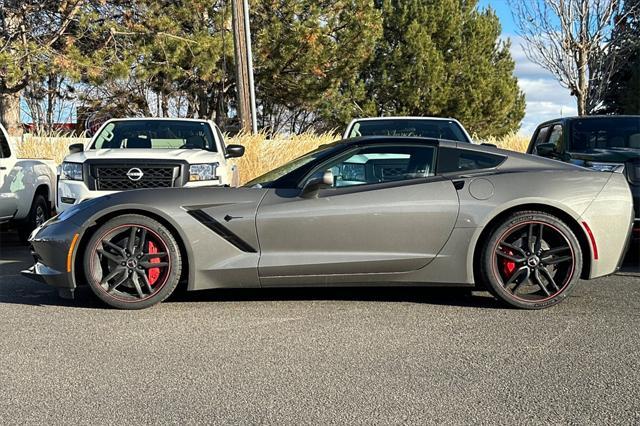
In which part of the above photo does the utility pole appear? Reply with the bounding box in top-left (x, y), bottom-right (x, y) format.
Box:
top-left (231, 0), bottom-right (257, 133)
top-left (243, 0), bottom-right (258, 134)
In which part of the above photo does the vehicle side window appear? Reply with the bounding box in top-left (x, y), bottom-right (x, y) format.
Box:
top-left (214, 124), bottom-right (226, 151)
top-left (547, 124), bottom-right (564, 150)
top-left (437, 148), bottom-right (505, 174)
top-left (303, 145), bottom-right (437, 188)
top-left (0, 127), bottom-right (11, 158)
top-left (533, 126), bottom-right (550, 147)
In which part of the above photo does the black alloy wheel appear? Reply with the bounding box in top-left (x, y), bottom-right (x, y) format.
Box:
top-left (481, 211), bottom-right (582, 309)
top-left (84, 214), bottom-right (182, 309)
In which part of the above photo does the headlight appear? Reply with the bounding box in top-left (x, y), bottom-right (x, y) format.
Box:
top-left (189, 163), bottom-right (219, 181)
top-left (586, 162), bottom-right (625, 172)
top-left (60, 162), bottom-right (83, 181)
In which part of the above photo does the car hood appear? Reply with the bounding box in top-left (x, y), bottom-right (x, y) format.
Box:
top-left (64, 149), bottom-right (225, 164)
top-left (62, 186), bottom-right (268, 228)
top-left (570, 148), bottom-right (640, 163)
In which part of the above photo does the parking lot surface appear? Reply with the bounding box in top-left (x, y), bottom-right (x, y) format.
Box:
top-left (1, 229), bottom-right (639, 424)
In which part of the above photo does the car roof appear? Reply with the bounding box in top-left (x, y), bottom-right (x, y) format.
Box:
top-left (536, 115), bottom-right (640, 127)
top-left (335, 136), bottom-right (449, 147)
top-left (349, 116), bottom-right (460, 122)
top-left (106, 117), bottom-right (211, 122)
top-left (330, 137), bottom-right (492, 156)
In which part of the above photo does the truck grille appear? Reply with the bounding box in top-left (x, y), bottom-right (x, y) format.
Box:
top-left (94, 165), bottom-right (179, 191)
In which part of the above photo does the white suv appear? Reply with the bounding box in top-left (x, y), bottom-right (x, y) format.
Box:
top-left (57, 118), bottom-right (244, 212)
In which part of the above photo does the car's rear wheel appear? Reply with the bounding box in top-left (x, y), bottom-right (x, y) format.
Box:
top-left (480, 211), bottom-right (582, 309)
top-left (83, 214), bottom-right (182, 309)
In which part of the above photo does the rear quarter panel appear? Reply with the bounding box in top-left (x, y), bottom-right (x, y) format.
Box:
top-left (454, 168), bottom-right (611, 284)
top-left (579, 173), bottom-right (634, 278)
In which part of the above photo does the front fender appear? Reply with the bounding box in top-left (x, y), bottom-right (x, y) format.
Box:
top-left (71, 202), bottom-right (198, 290)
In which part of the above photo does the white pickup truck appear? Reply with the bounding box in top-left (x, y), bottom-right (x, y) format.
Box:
top-left (57, 118), bottom-right (245, 212)
top-left (343, 116), bottom-right (474, 143)
top-left (0, 124), bottom-right (57, 240)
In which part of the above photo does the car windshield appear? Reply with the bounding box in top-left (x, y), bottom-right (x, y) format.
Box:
top-left (244, 144), bottom-right (336, 187)
top-left (570, 117), bottom-right (640, 152)
top-left (91, 120), bottom-right (217, 151)
top-left (348, 119), bottom-right (469, 142)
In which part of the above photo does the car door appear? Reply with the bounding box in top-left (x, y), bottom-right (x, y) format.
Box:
top-left (0, 126), bottom-right (18, 220)
top-left (255, 143), bottom-right (460, 284)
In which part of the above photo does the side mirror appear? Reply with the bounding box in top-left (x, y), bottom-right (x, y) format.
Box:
top-left (536, 143), bottom-right (557, 158)
top-left (225, 144), bottom-right (245, 158)
top-left (301, 170), bottom-right (334, 198)
top-left (69, 143), bottom-right (85, 154)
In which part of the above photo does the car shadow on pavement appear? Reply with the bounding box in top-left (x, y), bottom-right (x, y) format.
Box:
top-left (617, 245), bottom-right (639, 276)
top-left (166, 286), bottom-right (506, 309)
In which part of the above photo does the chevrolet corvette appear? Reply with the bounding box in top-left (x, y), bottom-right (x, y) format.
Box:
top-left (23, 137), bottom-right (634, 309)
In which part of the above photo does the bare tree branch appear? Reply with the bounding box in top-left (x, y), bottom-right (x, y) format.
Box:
top-left (509, 0), bottom-right (639, 115)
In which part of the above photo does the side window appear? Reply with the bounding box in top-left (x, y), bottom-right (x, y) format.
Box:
top-left (547, 124), bottom-right (564, 150)
top-left (437, 148), bottom-right (505, 174)
top-left (533, 126), bottom-right (550, 146)
top-left (214, 124), bottom-right (226, 151)
top-left (0, 127), bottom-right (11, 158)
top-left (304, 145), bottom-right (437, 188)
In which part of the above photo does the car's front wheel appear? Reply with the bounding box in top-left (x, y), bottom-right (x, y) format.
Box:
top-left (83, 214), bottom-right (182, 309)
top-left (480, 211), bottom-right (582, 309)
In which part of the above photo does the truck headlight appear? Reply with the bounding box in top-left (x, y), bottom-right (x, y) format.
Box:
top-left (586, 162), bottom-right (625, 172)
top-left (60, 162), bottom-right (83, 181)
top-left (189, 163), bottom-right (220, 181)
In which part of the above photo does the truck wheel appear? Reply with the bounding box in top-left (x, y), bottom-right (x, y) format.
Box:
top-left (18, 194), bottom-right (50, 242)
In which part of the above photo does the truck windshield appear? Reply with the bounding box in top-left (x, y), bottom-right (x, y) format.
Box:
top-left (570, 117), bottom-right (640, 152)
top-left (348, 119), bottom-right (469, 142)
top-left (91, 120), bottom-right (217, 151)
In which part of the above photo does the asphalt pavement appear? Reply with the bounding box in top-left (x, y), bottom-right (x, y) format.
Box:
top-left (1, 228), bottom-right (639, 425)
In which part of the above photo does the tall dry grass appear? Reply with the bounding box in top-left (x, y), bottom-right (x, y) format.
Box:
top-left (13, 134), bottom-right (89, 165)
top-left (479, 131), bottom-right (530, 153)
top-left (14, 130), bottom-right (531, 185)
top-left (228, 132), bottom-right (337, 184)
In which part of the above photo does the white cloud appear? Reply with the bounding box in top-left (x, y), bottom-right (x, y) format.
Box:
top-left (505, 35), bottom-right (577, 135)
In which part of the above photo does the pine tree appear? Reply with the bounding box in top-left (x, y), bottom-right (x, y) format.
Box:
top-left (361, 0), bottom-right (525, 138)
top-left (76, 0), bottom-right (234, 124)
top-left (251, 0), bottom-right (382, 133)
top-left (600, 0), bottom-right (640, 114)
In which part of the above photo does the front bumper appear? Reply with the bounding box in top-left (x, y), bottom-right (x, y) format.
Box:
top-left (20, 216), bottom-right (82, 295)
top-left (57, 180), bottom-right (115, 212)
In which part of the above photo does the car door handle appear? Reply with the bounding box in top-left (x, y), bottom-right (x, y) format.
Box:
top-left (0, 167), bottom-right (6, 170)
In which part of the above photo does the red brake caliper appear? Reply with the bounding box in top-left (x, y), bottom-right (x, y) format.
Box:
top-left (502, 249), bottom-right (516, 277)
top-left (147, 241), bottom-right (160, 285)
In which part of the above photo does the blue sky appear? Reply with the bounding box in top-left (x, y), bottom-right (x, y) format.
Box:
top-left (477, 0), bottom-right (577, 134)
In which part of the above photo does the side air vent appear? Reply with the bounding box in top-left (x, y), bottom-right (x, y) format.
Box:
top-left (186, 210), bottom-right (257, 253)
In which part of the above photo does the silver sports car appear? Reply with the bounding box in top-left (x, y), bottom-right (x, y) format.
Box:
top-left (23, 137), bottom-right (634, 310)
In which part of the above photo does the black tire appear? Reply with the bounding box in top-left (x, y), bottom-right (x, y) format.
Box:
top-left (18, 194), bottom-right (50, 242)
top-left (480, 211), bottom-right (582, 309)
top-left (83, 214), bottom-right (182, 310)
